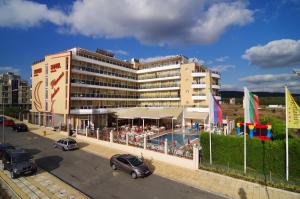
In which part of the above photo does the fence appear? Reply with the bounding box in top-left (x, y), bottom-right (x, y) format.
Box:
top-left (200, 133), bottom-right (300, 192)
top-left (75, 127), bottom-right (195, 160)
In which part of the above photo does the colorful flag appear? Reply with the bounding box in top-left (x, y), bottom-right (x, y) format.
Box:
top-left (209, 93), bottom-right (223, 125)
top-left (286, 87), bottom-right (300, 129)
top-left (243, 87), bottom-right (260, 124)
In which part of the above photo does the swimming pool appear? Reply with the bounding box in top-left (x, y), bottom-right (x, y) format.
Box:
top-left (151, 133), bottom-right (199, 146)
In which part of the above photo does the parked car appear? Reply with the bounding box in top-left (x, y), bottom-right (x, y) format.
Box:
top-left (12, 123), bottom-right (28, 132)
top-left (0, 116), bottom-right (6, 123)
top-left (0, 119), bottom-right (16, 127)
top-left (53, 138), bottom-right (79, 151)
top-left (2, 149), bottom-right (37, 179)
top-left (110, 154), bottom-right (151, 179)
top-left (0, 143), bottom-right (15, 159)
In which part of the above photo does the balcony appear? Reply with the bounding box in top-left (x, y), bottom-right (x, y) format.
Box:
top-left (71, 78), bottom-right (137, 88)
top-left (192, 94), bottom-right (207, 100)
top-left (192, 83), bottom-right (206, 89)
top-left (72, 65), bottom-right (137, 81)
top-left (192, 71), bottom-right (206, 77)
top-left (212, 84), bottom-right (221, 89)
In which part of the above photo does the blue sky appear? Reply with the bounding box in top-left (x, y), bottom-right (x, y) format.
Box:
top-left (0, 0), bottom-right (300, 93)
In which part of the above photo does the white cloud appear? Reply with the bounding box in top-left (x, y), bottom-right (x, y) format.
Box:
top-left (242, 39), bottom-right (300, 68)
top-left (109, 49), bottom-right (129, 56)
top-left (211, 64), bottom-right (235, 72)
top-left (215, 56), bottom-right (229, 62)
top-left (0, 0), bottom-right (66, 28)
top-left (0, 0), bottom-right (254, 45)
top-left (240, 73), bottom-right (300, 93)
top-left (240, 73), bottom-right (299, 84)
top-left (0, 66), bottom-right (20, 74)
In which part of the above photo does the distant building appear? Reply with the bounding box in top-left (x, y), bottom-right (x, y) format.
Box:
top-left (0, 72), bottom-right (31, 110)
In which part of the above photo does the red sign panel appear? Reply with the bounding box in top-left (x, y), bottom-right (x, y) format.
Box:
top-left (34, 68), bottom-right (42, 77)
top-left (50, 63), bottom-right (61, 73)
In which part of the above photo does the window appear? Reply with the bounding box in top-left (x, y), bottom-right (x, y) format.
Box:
top-left (66, 57), bottom-right (69, 70)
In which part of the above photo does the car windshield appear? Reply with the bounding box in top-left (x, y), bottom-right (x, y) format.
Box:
top-left (127, 157), bottom-right (143, 167)
top-left (68, 140), bottom-right (76, 144)
top-left (12, 153), bottom-right (32, 163)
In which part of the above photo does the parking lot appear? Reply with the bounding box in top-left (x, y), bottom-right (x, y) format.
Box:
top-left (1, 126), bottom-right (226, 199)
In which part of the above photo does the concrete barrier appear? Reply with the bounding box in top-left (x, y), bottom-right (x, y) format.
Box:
top-left (76, 135), bottom-right (196, 170)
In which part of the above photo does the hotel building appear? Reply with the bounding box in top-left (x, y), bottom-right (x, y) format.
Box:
top-left (31, 48), bottom-right (221, 132)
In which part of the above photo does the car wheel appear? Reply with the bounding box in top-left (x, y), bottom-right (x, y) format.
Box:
top-left (131, 172), bottom-right (137, 179)
top-left (11, 172), bottom-right (17, 179)
top-left (111, 164), bottom-right (117, 170)
top-left (62, 146), bottom-right (66, 151)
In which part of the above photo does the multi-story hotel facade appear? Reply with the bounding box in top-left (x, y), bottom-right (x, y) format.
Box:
top-left (31, 48), bottom-right (221, 132)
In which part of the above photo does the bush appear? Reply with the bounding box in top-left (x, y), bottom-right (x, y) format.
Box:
top-left (200, 133), bottom-right (300, 186)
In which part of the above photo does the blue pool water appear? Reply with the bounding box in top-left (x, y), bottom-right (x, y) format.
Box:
top-left (151, 133), bottom-right (199, 146)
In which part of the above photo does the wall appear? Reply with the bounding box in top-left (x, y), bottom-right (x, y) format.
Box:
top-left (32, 62), bottom-right (45, 112)
top-left (46, 52), bottom-right (71, 115)
top-left (180, 63), bottom-right (195, 106)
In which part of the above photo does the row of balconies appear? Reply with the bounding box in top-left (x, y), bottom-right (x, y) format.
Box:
top-left (71, 78), bottom-right (180, 90)
top-left (73, 65), bottom-right (137, 80)
top-left (71, 79), bottom-right (138, 90)
top-left (138, 72), bottom-right (180, 80)
top-left (71, 93), bottom-right (180, 99)
top-left (76, 52), bottom-right (134, 70)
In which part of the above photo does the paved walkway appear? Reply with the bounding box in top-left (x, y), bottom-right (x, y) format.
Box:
top-left (17, 121), bottom-right (300, 199)
top-left (0, 163), bottom-right (88, 199)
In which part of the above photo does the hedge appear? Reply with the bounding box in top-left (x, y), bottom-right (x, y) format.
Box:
top-left (200, 133), bottom-right (300, 185)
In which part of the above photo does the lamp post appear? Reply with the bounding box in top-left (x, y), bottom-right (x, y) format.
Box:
top-left (2, 97), bottom-right (4, 144)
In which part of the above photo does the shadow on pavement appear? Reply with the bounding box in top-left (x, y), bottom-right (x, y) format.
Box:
top-left (35, 156), bottom-right (63, 172)
top-left (25, 148), bottom-right (41, 156)
top-left (144, 158), bottom-right (156, 173)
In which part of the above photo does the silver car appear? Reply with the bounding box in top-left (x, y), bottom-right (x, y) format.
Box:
top-left (53, 138), bottom-right (79, 151)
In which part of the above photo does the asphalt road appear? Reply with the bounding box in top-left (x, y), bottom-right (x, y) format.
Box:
top-left (1, 126), bottom-right (227, 199)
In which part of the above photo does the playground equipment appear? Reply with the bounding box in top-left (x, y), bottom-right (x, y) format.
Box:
top-left (236, 122), bottom-right (272, 141)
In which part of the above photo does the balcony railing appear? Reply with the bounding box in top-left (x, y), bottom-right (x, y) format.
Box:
top-left (71, 93), bottom-right (179, 99)
top-left (71, 93), bottom-right (139, 99)
top-left (72, 65), bottom-right (137, 80)
top-left (71, 79), bottom-right (138, 90)
top-left (138, 72), bottom-right (180, 80)
top-left (71, 79), bottom-right (179, 90)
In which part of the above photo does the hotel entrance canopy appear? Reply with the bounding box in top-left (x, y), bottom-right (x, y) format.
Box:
top-left (111, 107), bottom-right (183, 120)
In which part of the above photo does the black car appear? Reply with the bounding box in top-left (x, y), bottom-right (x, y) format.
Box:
top-left (110, 154), bottom-right (151, 179)
top-left (12, 123), bottom-right (28, 132)
top-left (2, 149), bottom-right (37, 179)
top-left (0, 143), bottom-right (15, 159)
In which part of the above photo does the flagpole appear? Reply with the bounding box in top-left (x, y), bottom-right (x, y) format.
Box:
top-left (285, 86), bottom-right (289, 181)
top-left (243, 87), bottom-right (247, 174)
top-left (209, 93), bottom-right (212, 165)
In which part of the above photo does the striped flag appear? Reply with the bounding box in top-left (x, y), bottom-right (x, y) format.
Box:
top-left (243, 87), bottom-right (260, 124)
top-left (209, 93), bottom-right (223, 125)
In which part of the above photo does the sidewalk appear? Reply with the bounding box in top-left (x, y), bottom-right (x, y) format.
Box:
top-left (24, 122), bottom-right (300, 199)
top-left (0, 163), bottom-right (88, 199)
